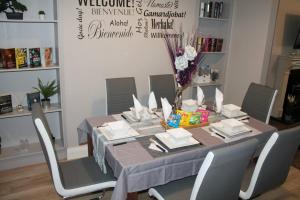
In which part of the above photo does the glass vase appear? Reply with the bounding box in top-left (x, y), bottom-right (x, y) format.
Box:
top-left (173, 87), bottom-right (184, 112)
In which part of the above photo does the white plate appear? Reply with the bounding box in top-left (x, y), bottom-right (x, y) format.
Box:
top-left (98, 123), bottom-right (140, 141)
top-left (222, 110), bottom-right (247, 118)
top-left (167, 128), bottom-right (192, 140)
top-left (220, 119), bottom-right (245, 131)
top-left (155, 132), bottom-right (199, 149)
top-left (210, 122), bottom-right (251, 138)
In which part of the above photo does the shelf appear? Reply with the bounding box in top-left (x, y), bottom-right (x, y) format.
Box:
top-left (0, 66), bottom-right (60, 73)
top-left (202, 52), bottom-right (225, 54)
top-left (192, 82), bottom-right (222, 87)
top-left (0, 103), bottom-right (62, 119)
top-left (199, 17), bottom-right (228, 22)
top-left (0, 19), bottom-right (58, 23)
top-left (0, 139), bottom-right (63, 161)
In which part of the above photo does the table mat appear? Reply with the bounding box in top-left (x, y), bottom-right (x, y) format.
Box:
top-left (136, 135), bottom-right (203, 158)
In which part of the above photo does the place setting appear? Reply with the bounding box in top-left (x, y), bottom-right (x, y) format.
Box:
top-left (204, 115), bottom-right (256, 142)
top-left (137, 127), bottom-right (202, 158)
top-left (118, 92), bottom-right (165, 134)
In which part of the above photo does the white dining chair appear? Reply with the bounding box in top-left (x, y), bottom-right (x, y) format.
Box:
top-left (106, 77), bottom-right (137, 115)
top-left (148, 138), bottom-right (259, 200)
top-left (149, 74), bottom-right (176, 108)
top-left (32, 103), bottom-right (116, 199)
top-left (241, 82), bottom-right (277, 124)
top-left (239, 126), bottom-right (300, 199)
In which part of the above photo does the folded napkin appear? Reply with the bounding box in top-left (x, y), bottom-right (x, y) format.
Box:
top-left (197, 86), bottom-right (205, 106)
top-left (133, 94), bottom-right (143, 120)
top-left (215, 88), bottom-right (223, 113)
top-left (149, 143), bottom-right (163, 152)
top-left (148, 91), bottom-right (157, 113)
top-left (161, 97), bottom-right (172, 122)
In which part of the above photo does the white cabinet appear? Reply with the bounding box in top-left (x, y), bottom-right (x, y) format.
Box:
top-left (192, 0), bottom-right (233, 99)
top-left (0, 0), bottom-right (65, 170)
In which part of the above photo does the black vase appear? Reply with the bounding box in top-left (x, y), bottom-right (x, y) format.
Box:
top-left (6, 12), bottom-right (23, 20)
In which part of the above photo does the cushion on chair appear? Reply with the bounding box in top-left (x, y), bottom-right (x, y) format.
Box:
top-left (150, 176), bottom-right (196, 200)
top-left (60, 157), bottom-right (116, 189)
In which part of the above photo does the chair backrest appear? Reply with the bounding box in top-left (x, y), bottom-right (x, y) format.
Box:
top-left (241, 82), bottom-right (277, 124)
top-left (106, 77), bottom-right (137, 115)
top-left (31, 103), bottom-right (65, 196)
top-left (149, 74), bottom-right (176, 108)
top-left (190, 138), bottom-right (258, 200)
top-left (239, 126), bottom-right (300, 199)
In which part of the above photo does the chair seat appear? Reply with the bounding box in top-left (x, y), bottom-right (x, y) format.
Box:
top-left (150, 175), bottom-right (196, 200)
top-left (60, 157), bottom-right (116, 189)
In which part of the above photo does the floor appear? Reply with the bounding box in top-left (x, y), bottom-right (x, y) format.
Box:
top-left (0, 163), bottom-right (300, 200)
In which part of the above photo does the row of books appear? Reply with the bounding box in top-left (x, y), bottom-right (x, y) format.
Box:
top-left (200, 1), bottom-right (224, 19)
top-left (197, 37), bottom-right (223, 52)
top-left (0, 47), bottom-right (55, 69)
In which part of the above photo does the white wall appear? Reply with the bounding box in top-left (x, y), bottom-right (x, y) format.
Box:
top-left (224, 0), bottom-right (276, 106)
top-left (59, 0), bottom-right (199, 147)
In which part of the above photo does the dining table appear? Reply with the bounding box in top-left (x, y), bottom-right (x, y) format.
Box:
top-left (77, 113), bottom-right (276, 200)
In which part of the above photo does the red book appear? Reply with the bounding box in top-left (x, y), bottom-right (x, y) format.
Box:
top-left (2, 48), bottom-right (16, 69)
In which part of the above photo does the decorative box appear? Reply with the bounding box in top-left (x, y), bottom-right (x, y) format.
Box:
top-left (0, 93), bottom-right (13, 114)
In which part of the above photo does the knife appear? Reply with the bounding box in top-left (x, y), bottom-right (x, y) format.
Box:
top-left (121, 114), bottom-right (128, 121)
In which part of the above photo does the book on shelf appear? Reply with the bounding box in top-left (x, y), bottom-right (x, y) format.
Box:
top-left (41, 47), bottom-right (54, 67)
top-left (200, 1), bottom-right (224, 19)
top-left (197, 36), bottom-right (203, 52)
top-left (216, 38), bottom-right (223, 52)
top-left (2, 48), bottom-right (16, 69)
top-left (15, 48), bottom-right (28, 69)
top-left (197, 36), bottom-right (223, 52)
top-left (0, 49), bottom-right (3, 69)
top-left (29, 48), bottom-right (41, 68)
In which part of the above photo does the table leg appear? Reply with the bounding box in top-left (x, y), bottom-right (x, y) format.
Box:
top-left (127, 192), bottom-right (138, 200)
top-left (87, 134), bottom-right (93, 157)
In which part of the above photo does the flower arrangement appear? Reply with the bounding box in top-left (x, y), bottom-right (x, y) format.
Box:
top-left (164, 27), bottom-right (204, 109)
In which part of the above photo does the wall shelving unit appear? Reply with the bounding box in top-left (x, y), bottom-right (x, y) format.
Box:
top-left (0, 0), bottom-right (66, 171)
top-left (192, 0), bottom-right (233, 101)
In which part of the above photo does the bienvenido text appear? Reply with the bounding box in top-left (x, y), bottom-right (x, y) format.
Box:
top-left (91, 8), bottom-right (134, 15)
top-left (78, 0), bottom-right (134, 7)
top-left (88, 20), bottom-right (133, 38)
top-left (151, 19), bottom-right (174, 30)
top-left (76, 8), bottom-right (84, 39)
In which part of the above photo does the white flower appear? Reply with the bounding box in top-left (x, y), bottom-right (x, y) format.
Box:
top-left (184, 45), bottom-right (197, 61)
top-left (175, 55), bottom-right (188, 71)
